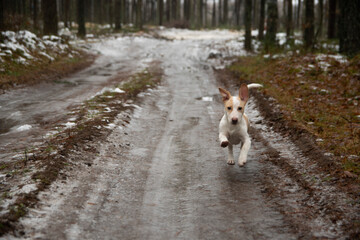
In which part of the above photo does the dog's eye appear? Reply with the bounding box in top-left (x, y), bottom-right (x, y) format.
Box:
top-left (227, 106), bottom-right (232, 110)
top-left (238, 107), bottom-right (242, 111)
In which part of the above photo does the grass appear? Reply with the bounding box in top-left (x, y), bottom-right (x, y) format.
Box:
top-left (228, 53), bottom-right (360, 175)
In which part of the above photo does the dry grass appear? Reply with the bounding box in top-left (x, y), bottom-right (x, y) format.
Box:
top-left (228, 54), bottom-right (360, 175)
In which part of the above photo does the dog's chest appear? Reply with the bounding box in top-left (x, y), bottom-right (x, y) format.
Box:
top-left (228, 128), bottom-right (243, 145)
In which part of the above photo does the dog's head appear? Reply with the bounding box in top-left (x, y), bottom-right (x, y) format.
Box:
top-left (219, 84), bottom-right (249, 125)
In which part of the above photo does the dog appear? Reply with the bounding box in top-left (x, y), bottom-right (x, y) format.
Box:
top-left (218, 83), bottom-right (262, 166)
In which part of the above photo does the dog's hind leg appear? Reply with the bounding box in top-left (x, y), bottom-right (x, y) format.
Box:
top-left (238, 135), bottom-right (251, 166)
top-left (227, 143), bottom-right (235, 165)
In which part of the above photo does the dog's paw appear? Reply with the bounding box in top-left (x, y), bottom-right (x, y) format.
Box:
top-left (221, 141), bottom-right (229, 148)
top-left (227, 159), bottom-right (235, 165)
top-left (238, 160), bottom-right (247, 167)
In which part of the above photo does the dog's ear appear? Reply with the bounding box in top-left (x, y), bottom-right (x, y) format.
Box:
top-left (219, 88), bottom-right (231, 102)
top-left (239, 84), bottom-right (249, 102)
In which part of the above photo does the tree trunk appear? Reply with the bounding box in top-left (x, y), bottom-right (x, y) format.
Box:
top-left (327, 0), bottom-right (336, 39)
top-left (115, 0), bottom-right (122, 29)
top-left (218, 0), bottom-right (222, 25)
top-left (303, 0), bottom-right (314, 48)
top-left (212, 0), bottom-right (216, 26)
top-left (223, 0), bottom-right (227, 25)
top-left (198, 0), bottom-right (203, 28)
top-left (43, 0), bottom-right (58, 35)
top-left (33, 0), bottom-right (39, 30)
top-left (165, 0), bottom-right (170, 22)
top-left (244, 0), bottom-right (252, 51)
top-left (136, 0), bottom-right (142, 29)
top-left (64, 0), bottom-right (70, 28)
top-left (0, 0), bottom-right (4, 31)
top-left (286, 0), bottom-right (292, 40)
top-left (252, 0), bottom-right (257, 28)
top-left (338, 0), bottom-right (360, 57)
top-left (77, 0), bottom-right (86, 37)
top-left (159, 0), bottom-right (163, 24)
top-left (258, 0), bottom-right (265, 40)
top-left (296, 0), bottom-right (301, 30)
top-left (265, 0), bottom-right (278, 46)
top-left (315, 0), bottom-right (323, 40)
top-left (171, 0), bottom-right (176, 20)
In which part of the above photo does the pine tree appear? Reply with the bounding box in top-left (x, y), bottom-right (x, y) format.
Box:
top-left (244, 0), bottom-right (252, 51)
top-left (303, 0), bottom-right (314, 48)
top-left (43, 0), bottom-right (58, 35)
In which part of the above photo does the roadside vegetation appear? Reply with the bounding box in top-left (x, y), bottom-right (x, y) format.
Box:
top-left (228, 49), bottom-right (360, 177)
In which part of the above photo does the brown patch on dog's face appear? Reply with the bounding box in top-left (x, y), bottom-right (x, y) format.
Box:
top-left (224, 97), bottom-right (234, 113)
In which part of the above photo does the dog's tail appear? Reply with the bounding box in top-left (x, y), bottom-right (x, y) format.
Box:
top-left (247, 83), bottom-right (263, 89)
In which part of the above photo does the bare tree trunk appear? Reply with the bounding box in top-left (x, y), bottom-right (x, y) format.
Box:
top-left (212, 0), bottom-right (216, 26)
top-left (218, 0), bottom-right (222, 25)
top-left (33, 0), bottom-right (39, 30)
top-left (297, 0), bottom-right (301, 30)
top-left (244, 0), bottom-right (252, 51)
top-left (0, 0), bottom-right (4, 31)
top-left (77, 0), bottom-right (86, 37)
top-left (265, 0), bottom-right (278, 46)
top-left (115, 0), bottom-right (122, 29)
top-left (327, 0), bottom-right (336, 39)
top-left (159, 0), bottom-right (163, 24)
top-left (338, 0), bottom-right (360, 57)
top-left (223, 0), bottom-right (227, 25)
top-left (315, 0), bottom-right (323, 40)
top-left (136, 0), bottom-right (142, 29)
top-left (258, 0), bottom-right (265, 40)
top-left (43, 0), bottom-right (58, 35)
top-left (64, 0), bottom-right (70, 28)
top-left (252, 0), bottom-right (257, 28)
top-left (165, 0), bottom-right (170, 22)
top-left (198, 0), bottom-right (203, 27)
top-left (303, 0), bottom-right (314, 48)
top-left (286, 0), bottom-right (292, 40)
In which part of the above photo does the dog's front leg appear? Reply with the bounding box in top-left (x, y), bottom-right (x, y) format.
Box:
top-left (238, 135), bottom-right (251, 166)
top-left (219, 132), bottom-right (229, 148)
top-left (227, 143), bottom-right (235, 165)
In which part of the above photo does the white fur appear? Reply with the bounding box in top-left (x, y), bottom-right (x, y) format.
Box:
top-left (218, 83), bottom-right (262, 166)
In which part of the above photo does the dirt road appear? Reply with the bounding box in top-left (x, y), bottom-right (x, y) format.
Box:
top-left (2, 29), bottom-right (358, 239)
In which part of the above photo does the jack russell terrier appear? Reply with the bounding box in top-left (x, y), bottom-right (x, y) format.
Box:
top-left (218, 83), bottom-right (263, 166)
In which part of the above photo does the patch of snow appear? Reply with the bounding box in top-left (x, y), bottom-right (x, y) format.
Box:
top-left (38, 51), bottom-right (55, 61)
top-left (64, 122), bottom-right (76, 128)
top-left (16, 124), bottom-right (32, 131)
top-left (21, 184), bottom-right (37, 194)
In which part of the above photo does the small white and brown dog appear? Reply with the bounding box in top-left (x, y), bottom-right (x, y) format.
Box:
top-left (218, 83), bottom-right (262, 166)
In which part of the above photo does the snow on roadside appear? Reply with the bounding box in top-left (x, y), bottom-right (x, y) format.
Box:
top-left (0, 30), bottom-right (80, 67)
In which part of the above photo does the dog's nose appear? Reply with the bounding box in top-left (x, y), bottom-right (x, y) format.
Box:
top-left (232, 118), bottom-right (238, 124)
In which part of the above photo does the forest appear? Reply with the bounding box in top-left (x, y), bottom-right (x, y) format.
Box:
top-left (1, 0), bottom-right (359, 56)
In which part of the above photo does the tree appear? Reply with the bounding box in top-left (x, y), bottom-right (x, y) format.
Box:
top-left (64, 0), bottom-right (70, 28)
top-left (315, 0), bottom-right (323, 40)
top-left (136, 0), bottom-right (142, 29)
top-left (198, 0), bottom-right (203, 27)
top-left (0, 0), bottom-right (4, 31)
top-left (338, 1), bottom-right (360, 57)
top-left (159, 0), bottom-right (164, 25)
top-left (296, 0), bottom-right (301, 30)
top-left (77, 0), bottom-right (86, 37)
top-left (212, 0), bottom-right (216, 26)
top-left (42, 0), bottom-right (58, 35)
top-left (286, 0), bottom-right (292, 40)
top-left (234, 0), bottom-right (241, 26)
top-left (265, 0), bottom-right (278, 47)
top-left (303, 0), bottom-right (314, 48)
top-left (244, 0), bottom-right (252, 51)
top-left (115, 0), bottom-right (122, 30)
top-left (223, 0), bottom-right (228, 25)
top-left (258, 0), bottom-right (265, 40)
top-left (327, 0), bottom-right (336, 39)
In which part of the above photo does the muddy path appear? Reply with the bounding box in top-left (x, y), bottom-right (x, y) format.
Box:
top-left (1, 29), bottom-right (359, 239)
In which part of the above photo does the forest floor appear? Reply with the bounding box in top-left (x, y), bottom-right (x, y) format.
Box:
top-left (0, 28), bottom-right (359, 239)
